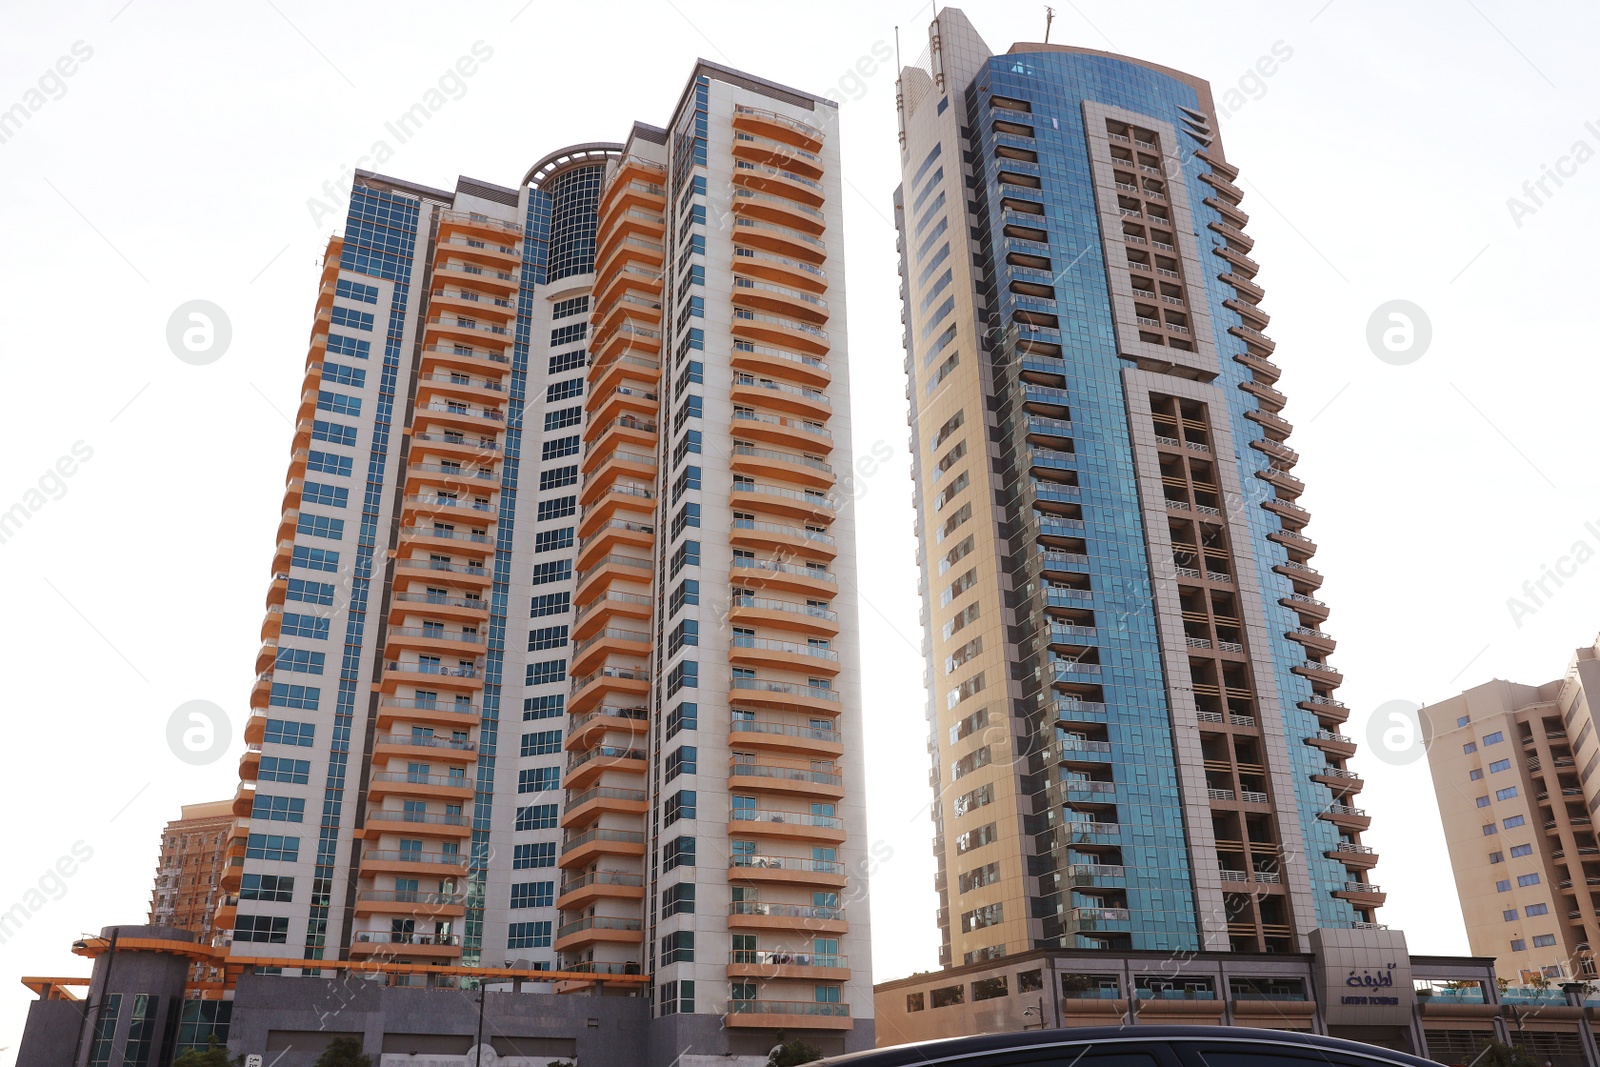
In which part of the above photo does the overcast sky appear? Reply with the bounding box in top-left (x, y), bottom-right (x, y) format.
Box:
top-left (2, 0), bottom-right (1598, 1058)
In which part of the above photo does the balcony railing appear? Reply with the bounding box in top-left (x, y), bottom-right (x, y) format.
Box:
top-left (730, 677), bottom-right (840, 703)
top-left (730, 854), bottom-right (845, 874)
top-left (730, 950), bottom-right (846, 968)
top-left (732, 808), bottom-right (845, 830)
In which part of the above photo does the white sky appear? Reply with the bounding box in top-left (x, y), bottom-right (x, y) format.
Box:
top-left (3, 0), bottom-right (1599, 1059)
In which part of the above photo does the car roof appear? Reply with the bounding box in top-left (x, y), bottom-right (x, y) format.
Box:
top-left (815, 1025), bottom-right (1445, 1067)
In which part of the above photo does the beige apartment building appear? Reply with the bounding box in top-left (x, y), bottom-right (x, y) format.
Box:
top-left (1426, 636), bottom-right (1600, 985)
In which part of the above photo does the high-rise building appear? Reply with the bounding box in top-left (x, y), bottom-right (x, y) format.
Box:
top-left (894, 9), bottom-right (1381, 968)
top-left (1425, 637), bottom-right (1600, 986)
top-left (149, 800), bottom-right (234, 948)
top-left (192, 58), bottom-right (869, 1059)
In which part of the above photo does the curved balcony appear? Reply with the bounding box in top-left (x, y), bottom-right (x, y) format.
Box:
top-left (731, 130), bottom-right (824, 178)
top-left (573, 551), bottom-right (653, 604)
top-left (729, 759), bottom-right (843, 805)
top-left (1318, 804), bottom-right (1371, 832)
top-left (563, 742), bottom-right (647, 788)
top-left (423, 316), bottom-right (514, 354)
top-left (374, 699), bottom-right (481, 732)
top-left (594, 293), bottom-right (664, 341)
top-left (597, 177), bottom-right (666, 234)
top-left (728, 594), bottom-right (839, 637)
top-left (361, 810), bottom-right (473, 840)
top-left (591, 264), bottom-right (663, 320)
top-left (729, 482), bottom-right (836, 526)
top-left (732, 187), bottom-right (826, 236)
top-left (401, 466), bottom-right (500, 503)
top-left (592, 324), bottom-right (662, 372)
top-left (733, 244), bottom-right (828, 295)
top-left (415, 374), bottom-right (507, 409)
top-left (580, 449), bottom-right (658, 506)
top-left (577, 485), bottom-right (656, 540)
top-left (568, 667), bottom-right (650, 719)
top-left (729, 853), bottom-right (847, 889)
top-left (384, 622), bottom-right (485, 657)
top-left (368, 770), bottom-right (475, 802)
top-left (566, 705), bottom-right (649, 751)
top-left (573, 590), bottom-right (652, 639)
top-left (731, 338), bottom-right (830, 387)
top-left (378, 661), bottom-right (484, 694)
top-left (371, 733), bottom-right (477, 765)
top-left (729, 807), bottom-right (847, 844)
top-left (553, 915), bottom-right (642, 953)
top-left (730, 517), bottom-right (838, 560)
top-left (353, 889), bottom-right (465, 919)
top-left (730, 555), bottom-right (837, 597)
top-left (387, 590), bottom-right (488, 626)
top-left (559, 826), bottom-right (647, 867)
top-left (729, 635), bottom-right (841, 677)
top-left (418, 344), bottom-right (512, 376)
top-left (561, 785), bottom-right (649, 828)
top-left (583, 413), bottom-right (657, 454)
top-left (358, 849), bottom-right (470, 878)
top-left (732, 374), bottom-right (830, 419)
top-left (437, 234), bottom-right (520, 269)
top-left (730, 676), bottom-right (840, 714)
top-left (731, 408), bottom-right (833, 453)
top-left (725, 1000), bottom-right (851, 1031)
top-left (727, 900), bottom-right (847, 936)
top-left (608, 206), bottom-right (666, 243)
top-left (732, 216), bottom-right (826, 264)
top-left (348, 930), bottom-right (462, 960)
top-left (576, 519), bottom-right (655, 571)
top-left (732, 307), bottom-right (830, 357)
top-left (594, 236), bottom-right (664, 290)
top-left (733, 103), bottom-right (824, 151)
top-left (557, 870), bottom-right (646, 912)
top-left (588, 384), bottom-right (659, 427)
top-left (427, 287), bottom-right (517, 324)
top-left (729, 717), bottom-right (843, 758)
top-left (728, 949), bottom-right (849, 982)
top-left (732, 159), bottom-right (826, 208)
top-left (731, 443), bottom-right (833, 490)
top-left (569, 626), bottom-right (651, 677)
top-left (415, 401), bottom-right (505, 433)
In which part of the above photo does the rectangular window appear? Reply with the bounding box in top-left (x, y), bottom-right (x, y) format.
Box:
top-left (525, 659), bottom-right (566, 686)
top-left (326, 333), bottom-right (370, 359)
top-left (667, 659), bottom-right (698, 696)
top-left (301, 482), bottom-right (349, 509)
top-left (534, 528), bottom-right (574, 553)
top-left (305, 450), bottom-right (353, 478)
top-left (233, 915), bottom-right (289, 944)
top-left (523, 695), bottom-right (564, 720)
top-left (274, 647), bottom-right (325, 675)
top-left (539, 465), bottom-right (578, 491)
top-left (666, 746), bottom-right (697, 781)
top-left (530, 592), bottom-right (570, 618)
top-left (1482, 824), bottom-right (1498, 836)
top-left (1484, 731), bottom-right (1505, 745)
top-left (664, 789), bottom-right (697, 824)
top-left (330, 306), bottom-right (374, 331)
top-left (552, 295), bottom-right (589, 319)
top-left (548, 348), bottom-right (587, 375)
top-left (321, 362), bottom-right (365, 389)
top-left (1504, 909), bottom-right (1520, 922)
top-left (315, 390), bottom-right (361, 418)
top-left (286, 578), bottom-right (336, 606)
top-left (514, 804), bottom-right (559, 831)
top-left (1511, 844), bottom-right (1534, 858)
top-left (1489, 851), bottom-right (1505, 863)
top-left (257, 757), bottom-right (311, 784)
top-left (335, 278), bottom-right (379, 304)
top-left (507, 920), bottom-right (552, 948)
top-left (546, 377), bottom-right (584, 403)
top-left (1510, 938), bottom-right (1526, 951)
top-left (1462, 742), bottom-right (1478, 754)
top-left (666, 702), bottom-right (697, 739)
top-left (1469, 769), bottom-right (1484, 781)
top-left (541, 435), bottom-right (580, 461)
top-left (660, 930), bottom-right (694, 964)
top-left (517, 767), bottom-right (560, 795)
top-left (543, 406), bottom-right (582, 432)
top-left (250, 794), bottom-right (305, 823)
top-left (1496, 786), bottom-right (1519, 801)
top-left (512, 843), bottom-right (557, 869)
top-left (295, 513), bottom-right (345, 541)
top-left (1527, 903), bottom-right (1549, 916)
top-left (244, 834), bottom-right (299, 862)
top-left (662, 836), bottom-right (695, 871)
top-left (311, 420), bottom-right (357, 447)
top-left (509, 881), bottom-right (555, 908)
top-left (1533, 934), bottom-right (1557, 947)
top-left (529, 560), bottom-right (572, 585)
top-left (550, 322), bottom-right (587, 347)
top-left (527, 625), bottom-right (569, 652)
top-left (290, 545), bottom-right (339, 572)
top-left (1518, 873), bottom-right (1541, 887)
top-left (1497, 879), bottom-right (1512, 892)
top-left (1476, 796), bottom-right (1491, 808)
top-left (520, 730), bottom-right (562, 756)
top-left (661, 882), bottom-right (696, 916)
top-left (280, 613), bottom-right (330, 640)
top-left (1489, 759), bottom-right (1511, 773)
top-left (536, 496), bottom-right (577, 522)
top-left (262, 718), bottom-right (315, 745)
top-left (240, 873), bottom-right (295, 902)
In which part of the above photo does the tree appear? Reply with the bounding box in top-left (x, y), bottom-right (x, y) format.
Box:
top-left (172, 1039), bottom-right (242, 1067)
top-left (1470, 1041), bottom-right (1540, 1067)
top-left (768, 1036), bottom-right (824, 1066)
top-left (311, 1036), bottom-right (373, 1067)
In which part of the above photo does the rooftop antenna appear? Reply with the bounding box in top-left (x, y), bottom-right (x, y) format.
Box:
top-left (894, 25), bottom-right (901, 69)
top-left (1044, 5), bottom-right (1056, 43)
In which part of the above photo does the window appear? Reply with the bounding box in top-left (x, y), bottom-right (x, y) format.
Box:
top-left (329, 306), bottom-right (373, 331)
top-left (539, 465), bottom-right (578, 491)
top-left (280, 613), bottom-right (330, 640)
top-left (326, 333), bottom-right (370, 359)
top-left (1527, 903), bottom-right (1549, 917)
top-left (666, 702), bottom-right (696, 739)
top-left (257, 757), bottom-right (311, 784)
top-left (1482, 824), bottom-right (1498, 836)
top-left (507, 921), bottom-right (552, 949)
top-left (233, 915), bottom-right (289, 944)
top-left (251, 794), bottom-right (305, 823)
top-left (551, 295), bottom-right (588, 319)
top-left (1511, 938), bottom-right (1527, 951)
top-left (663, 836), bottom-right (695, 870)
top-left (335, 278), bottom-right (378, 304)
top-left (245, 834), bottom-right (298, 861)
top-left (286, 578), bottom-right (336, 605)
top-left (523, 695), bottom-right (564, 720)
top-left (666, 746), bottom-right (697, 780)
top-left (517, 767), bottom-right (560, 794)
top-left (1470, 769), bottom-right (1484, 781)
top-left (315, 391), bottom-right (361, 418)
top-left (668, 619), bottom-right (698, 655)
top-left (514, 804), bottom-right (558, 831)
top-left (544, 406), bottom-right (582, 432)
top-left (906, 992), bottom-right (925, 1012)
top-left (1484, 731), bottom-right (1505, 745)
top-left (311, 420), bottom-right (356, 447)
top-left (509, 881), bottom-right (554, 908)
top-left (667, 659), bottom-right (697, 696)
top-left (520, 730), bottom-right (562, 756)
top-left (956, 823), bottom-right (997, 854)
top-left (670, 540), bottom-right (700, 575)
top-left (541, 435), bottom-right (580, 461)
top-left (661, 930), bottom-right (694, 964)
top-left (1463, 742), bottom-right (1478, 754)
top-left (546, 378), bottom-right (584, 403)
top-left (962, 902), bottom-right (1004, 932)
top-left (669, 579), bottom-right (699, 616)
top-left (1497, 786), bottom-right (1519, 801)
top-left (530, 592), bottom-right (570, 618)
top-left (530, 560), bottom-right (571, 585)
top-left (274, 647), bottom-right (325, 675)
top-left (262, 718), bottom-right (315, 745)
top-left (548, 348), bottom-right (587, 375)
top-left (665, 789), bottom-right (697, 824)
top-left (1497, 879), bottom-right (1512, 892)
top-left (512, 843), bottom-right (556, 869)
top-left (958, 863), bottom-right (1001, 893)
top-left (1518, 873), bottom-right (1541, 887)
top-left (661, 882), bottom-right (695, 916)
top-left (658, 979), bottom-right (694, 1016)
top-left (240, 874), bottom-right (294, 902)
top-left (1490, 758), bottom-right (1511, 773)
top-left (972, 976), bottom-right (1008, 1001)
top-left (550, 322), bottom-right (587, 347)
top-left (1476, 796), bottom-right (1491, 808)
top-left (1533, 934), bottom-right (1558, 947)
top-left (1489, 851), bottom-right (1505, 864)
top-left (301, 482), bottom-right (349, 508)
top-left (1511, 843), bottom-right (1534, 858)
top-left (1504, 909), bottom-right (1519, 922)
top-left (1503, 815), bottom-right (1526, 829)
top-left (534, 528), bottom-right (574, 553)
top-left (525, 659), bottom-right (566, 686)
top-left (536, 496), bottom-right (577, 522)
top-left (1458, 714), bottom-right (1471, 727)
top-left (930, 984), bottom-right (964, 1008)
top-left (527, 625), bottom-right (569, 651)
top-left (290, 545), bottom-right (339, 572)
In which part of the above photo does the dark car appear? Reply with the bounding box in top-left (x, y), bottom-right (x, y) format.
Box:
top-left (814, 1025), bottom-right (1447, 1067)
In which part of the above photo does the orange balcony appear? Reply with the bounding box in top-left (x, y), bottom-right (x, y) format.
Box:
top-left (405, 431), bottom-right (503, 465)
top-left (731, 217), bottom-right (827, 264)
top-left (396, 525), bottom-right (495, 559)
top-left (729, 717), bottom-right (843, 758)
top-left (578, 486), bottom-right (657, 541)
top-left (361, 810), bottom-right (473, 840)
top-left (729, 482), bottom-right (836, 526)
top-left (573, 551), bottom-right (653, 604)
top-left (563, 742), bottom-right (647, 789)
top-left (384, 627), bottom-right (488, 661)
top-left (427, 287), bottom-right (517, 323)
top-left (387, 590), bottom-right (489, 626)
top-left (572, 591), bottom-right (653, 641)
top-left (598, 177), bottom-right (666, 232)
top-left (728, 594), bottom-right (840, 638)
top-left (576, 519), bottom-right (655, 572)
top-left (238, 743), bottom-right (262, 781)
top-left (566, 705), bottom-right (649, 751)
top-left (436, 234), bottom-right (520, 269)
top-left (731, 339), bottom-right (830, 387)
top-left (731, 130), bottom-right (825, 178)
top-left (589, 384), bottom-right (659, 426)
top-left (731, 375), bottom-right (830, 420)
top-left (730, 517), bottom-right (838, 561)
top-left (580, 450), bottom-right (658, 505)
top-left (730, 444), bottom-right (833, 492)
top-left (415, 373), bottom-right (509, 407)
top-left (560, 785), bottom-right (649, 828)
top-left (733, 104), bottom-right (824, 151)
top-left (732, 188), bottom-right (827, 236)
top-left (431, 261), bottom-right (519, 299)
top-left (374, 699), bottom-right (481, 733)
top-left (352, 889), bottom-right (465, 919)
top-left (729, 676), bottom-right (842, 715)
top-left (592, 263), bottom-right (664, 314)
top-left (552, 915), bottom-right (642, 954)
top-left (725, 1000), bottom-right (852, 1031)
top-left (371, 733), bottom-right (477, 766)
top-left (413, 402), bottom-right (506, 434)
top-left (438, 209), bottom-right (522, 243)
top-left (418, 344), bottom-right (513, 376)
top-left (583, 412), bottom-right (658, 452)
top-left (727, 950), bottom-right (849, 983)
top-left (589, 351), bottom-right (661, 398)
top-left (377, 661), bottom-right (484, 695)
top-left (249, 674), bottom-right (273, 711)
top-left (393, 557), bottom-right (493, 589)
top-left (358, 848), bottom-right (471, 879)
top-left (569, 626), bottom-right (651, 677)
top-left (559, 826), bottom-right (647, 868)
top-left (557, 870), bottom-right (646, 912)
top-left (728, 808), bottom-right (847, 845)
top-left (348, 931), bottom-right (463, 960)
top-left (731, 409), bottom-right (833, 454)
top-left (732, 159), bottom-right (827, 208)
top-left (729, 556), bottom-right (837, 597)
top-left (729, 636), bottom-right (842, 677)
top-left (728, 758), bottom-right (845, 801)
top-left (727, 900), bottom-right (847, 936)
top-left (729, 854), bottom-right (847, 889)
top-left (733, 245), bottom-right (829, 293)
top-left (368, 771), bottom-right (476, 802)
top-left (594, 235), bottom-right (664, 286)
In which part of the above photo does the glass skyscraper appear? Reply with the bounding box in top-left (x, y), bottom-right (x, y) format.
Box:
top-left (896, 9), bottom-right (1381, 968)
